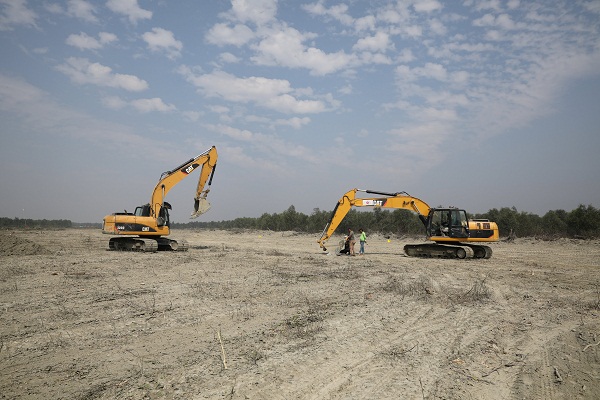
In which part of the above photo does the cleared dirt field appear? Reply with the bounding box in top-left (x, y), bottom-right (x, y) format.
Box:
top-left (1, 228), bottom-right (599, 399)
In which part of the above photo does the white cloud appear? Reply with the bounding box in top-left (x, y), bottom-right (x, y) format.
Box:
top-left (0, 0), bottom-right (37, 31)
top-left (251, 25), bottom-right (355, 76)
top-left (56, 57), bottom-right (148, 91)
top-left (66, 31), bottom-right (117, 50)
top-left (417, 64), bottom-right (466, 85)
top-left (354, 15), bottom-right (376, 31)
top-left (429, 18), bottom-right (447, 35)
top-left (396, 63), bottom-right (449, 82)
top-left (583, 1), bottom-right (600, 14)
top-left (106, 0), bottom-right (151, 24)
top-left (101, 95), bottom-right (126, 110)
top-left (142, 28), bottom-right (182, 59)
top-left (208, 1), bottom-right (420, 76)
top-left (302, 2), bottom-right (354, 26)
top-left (131, 97), bottom-right (176, 113)
top-left (205, 23), bottom-right (255, 47)
top-left (179, 69), bottom-right (329, 114)
top-left (450, 70), bottom-right (470, 84)
top-left (226, 0), bottom-right (278, 26)
top-left (396, 48), bottom-right (415, 63)
top-left (274, 117), bottom-right (311, 129)
top-left (473, 13), bottom-right (515, 29)
top-left (357, 52), bottom-right (392, 65)
top-left (218, 52), bottom-right (241, 64)
top-left (44, 3), bottom-right (62, 14)
top-left (102, 95), bottom-right (176, 113)
top-left (338, 84), bottom-right (353, 95)
top-left (182, 111), bottom-right (202, 122)
top-left (399, 24), bottom-right (423, 38)
top-left (507, 0), bottom-right (520, 10)
top-left (0, 71), bottom-right (43, 106)
top-left (353, 31), bottom-right (392, 53)
top-left (377, 4), bottom-right (410, 25)
top-left (413, 0), bottom-right (443, 13)
top-left (209, 105), bottom-right (230, 114)
top-left (66, 0), bottom-right (97, 23)
top-left (470, 0), bottom-right (503, 12)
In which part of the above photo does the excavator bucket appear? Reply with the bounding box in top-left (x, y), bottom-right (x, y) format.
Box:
top-left (191, 198), bottom-right (211, 219)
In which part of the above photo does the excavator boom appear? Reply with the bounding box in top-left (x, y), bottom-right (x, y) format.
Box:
top-left (150, 145), bottom-right (218, 219)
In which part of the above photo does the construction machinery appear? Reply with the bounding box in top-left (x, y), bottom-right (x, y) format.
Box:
top-left (318, 189), bottom-right (499, 259)
top-left (102, 146), bottom-right (218, 252)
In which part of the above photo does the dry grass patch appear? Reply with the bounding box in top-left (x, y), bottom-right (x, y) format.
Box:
top-left (454, 278), bottom-right (492, 304)
top-left (382, 274), bottom-right (434, 300)
top-left (282, 308), bottom-right (325, 339)
top-left (382, 274), bottom-right (493, 306)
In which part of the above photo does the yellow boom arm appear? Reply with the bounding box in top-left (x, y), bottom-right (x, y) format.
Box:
top-left (150, 146), bottom-right (218, 220)
top-left (317, 189), bottom-right (431, 250)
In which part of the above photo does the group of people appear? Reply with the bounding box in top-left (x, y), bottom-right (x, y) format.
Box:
top-left (344, 228), bottom-right (367, 256)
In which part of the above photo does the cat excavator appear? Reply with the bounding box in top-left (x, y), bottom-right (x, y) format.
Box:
top-left (318, 188), bottom-right (499, 259)
top-left (102, 146), bottom-right (218, 252)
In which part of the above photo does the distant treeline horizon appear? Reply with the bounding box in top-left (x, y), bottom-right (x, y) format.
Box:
top-left (1, 204), bottom-right (599, 239)
top-left (174, 204), bottom-right (600, 239)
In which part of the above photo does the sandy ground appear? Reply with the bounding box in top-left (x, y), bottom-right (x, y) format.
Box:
top-left (1, 228), bottom-right (599, 400)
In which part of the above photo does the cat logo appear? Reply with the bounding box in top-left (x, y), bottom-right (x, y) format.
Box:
top-left (183, 163), bottom-right (199, 174)
top-left (363, 199), bottom-right (384, 206)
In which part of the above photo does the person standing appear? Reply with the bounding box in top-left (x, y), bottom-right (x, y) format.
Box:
top-left (359, 228), bottom-right (367, 255)
top-left (346, 228), bottom-right (356, 256)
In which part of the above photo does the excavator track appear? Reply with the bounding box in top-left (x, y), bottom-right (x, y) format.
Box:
top-left (403, 243), bottom-right (492, 259)
top-left (155, 238), bottom-right (189, 251)
top-left (464, 244), bottom-right (493, 259)
top-left (109, 237), bottom-right (158, 252)
top-left (108, 237), bottom-right (189, 252)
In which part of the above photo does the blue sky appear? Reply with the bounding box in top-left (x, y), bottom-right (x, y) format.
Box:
top-left (1, 0), bottom-right (599, 224)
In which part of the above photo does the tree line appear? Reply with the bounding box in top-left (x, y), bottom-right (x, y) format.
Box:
top-left (174, 204), bottom-right (600, 239)
top-left (0, 217), bottom-right (72, 229)
top-left (1, 204), bottom-right (598, 239)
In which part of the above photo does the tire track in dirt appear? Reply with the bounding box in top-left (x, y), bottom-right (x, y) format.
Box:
top-left (511, 325), bottom-right (579, 400)
top-left (232, 300), bottom-right (496, 399)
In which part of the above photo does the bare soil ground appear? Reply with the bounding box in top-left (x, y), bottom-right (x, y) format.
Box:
top-left (1, 228), bottom-right (599, 399)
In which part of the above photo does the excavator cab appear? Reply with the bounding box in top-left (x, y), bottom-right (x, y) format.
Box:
top-left (428, 208), bottom-right (469, 239)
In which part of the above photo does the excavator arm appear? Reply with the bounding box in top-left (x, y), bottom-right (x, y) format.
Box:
top-left (317, 189), bottom-right (431, 251)
top-left (150, 146), bottom-right (218, 220)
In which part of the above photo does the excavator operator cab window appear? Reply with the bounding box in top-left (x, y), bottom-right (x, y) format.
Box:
top-left (134, 204), bottom-right (151, 217)
top-left (429, 210), bottom-right (444, 237)
top-left (428, 209), bottom-right (469, 238)
top-left (449, 209), bottom-right (469, 238)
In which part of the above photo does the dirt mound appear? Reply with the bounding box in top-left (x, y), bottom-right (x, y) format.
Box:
top-left (0, 232), bottom-right (51, 256)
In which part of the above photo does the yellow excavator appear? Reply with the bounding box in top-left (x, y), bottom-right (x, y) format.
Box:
top-left (318, 189), bottom-right (499, 259)
top-left (102, 146), bottom-right (218, 252)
